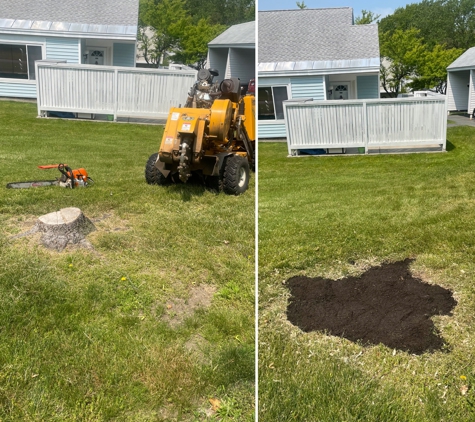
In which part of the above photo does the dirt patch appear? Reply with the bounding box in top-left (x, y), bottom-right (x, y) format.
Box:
top-left (163, 284), bottom-right (217, 328)
top-left (286, 259), bottom-right (457, 354)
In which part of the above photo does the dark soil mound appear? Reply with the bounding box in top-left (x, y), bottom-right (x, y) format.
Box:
top-left (286, 259), bottom-right (457, 354)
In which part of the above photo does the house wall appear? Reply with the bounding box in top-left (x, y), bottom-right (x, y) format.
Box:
top-left (258, 76), bottom-right (290, 139)
top-left (46, 38), bottom-right (80, 63)
top-left (207, 48), bottom-right (228, 82)
top-left (356, 75), bottom-right (379, 99)
top-left (258, 72), bottom-right (378, 139)
top-left (227, 48), bottom-right (254, 84)
top-left (290, 76), bottom-right (325, 99)
top-left (469, 70), bottom-right (475, 114)
top-left (113, 43), bottom-right (136, 67)
top-left (447, 70), bottom-right (470, 111)
top-left (0, 34), bottom-right (81, 97)
top-left (0, 33), bottom-right (135, 98)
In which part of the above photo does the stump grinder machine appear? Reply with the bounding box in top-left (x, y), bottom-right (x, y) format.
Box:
top-left (145, 68), bottom-right (255, 195)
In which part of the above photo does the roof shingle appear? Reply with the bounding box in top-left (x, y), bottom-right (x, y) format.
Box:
top-left (258, 8), bottom-right (379, 64)
top-left (0, 0), bottom-right (139, 26)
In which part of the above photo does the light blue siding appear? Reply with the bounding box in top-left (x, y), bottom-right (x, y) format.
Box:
top-left (113, 43), bottom-right (135, 67)
top-left (258, 123), bottom-right (287, 139)
top-left (258, 77), bottom-right (290, 85)
top-left (0, 34), bottom-right (45, 43)
top-left (0, 82), bottom-right (36, 98)
top-left (46, 38), bottom-right (79, 63)
top-left (357, 75), bottom-right (379, 99)
top-left (290, 76), bottom-right (325, 100)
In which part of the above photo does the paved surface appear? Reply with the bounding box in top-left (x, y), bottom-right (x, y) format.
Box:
top-left (447, 114), bottom-right (475, 128)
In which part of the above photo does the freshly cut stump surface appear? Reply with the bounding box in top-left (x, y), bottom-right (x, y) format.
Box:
top-left (36, 207), bottom-right (95, 251)
top-left (286, 259), bottom-right (456, 354)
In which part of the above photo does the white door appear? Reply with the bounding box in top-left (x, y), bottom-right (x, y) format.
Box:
top-left (88, 49), bottom-right (105, 65)
top-left (333, 84), bottom-right (349, 100)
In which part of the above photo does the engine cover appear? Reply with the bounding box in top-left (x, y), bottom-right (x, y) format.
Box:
top-left (209, 99), bottom-right (233, 141)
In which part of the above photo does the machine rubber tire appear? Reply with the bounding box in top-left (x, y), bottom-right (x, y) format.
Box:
top-left (145, 153), bottom-right (170, 185)
top-left (222, 155), bottom-right (250, 195)
top-left (205, 175), bottom-right (222, 193)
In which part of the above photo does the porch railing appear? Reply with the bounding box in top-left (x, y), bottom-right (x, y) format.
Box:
top-left (35, 61), bottom-right (197, 120)
top-left (283, 96), bottom-right (448, 155)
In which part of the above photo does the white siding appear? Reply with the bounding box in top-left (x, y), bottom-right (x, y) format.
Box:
top-left (207, 48), bottom-right (228, 82)
top-left (447, 70), bottom-right (470, 111)
top-left (227, 47), bottom-right (255, 83)
top-left (469, 70), bottom-right (475, 114)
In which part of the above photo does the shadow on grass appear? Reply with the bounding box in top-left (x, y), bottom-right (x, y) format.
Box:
top-left (446, 140), bottom-right (455, 151)
top-left (167, 181), bottom-right (210, 202)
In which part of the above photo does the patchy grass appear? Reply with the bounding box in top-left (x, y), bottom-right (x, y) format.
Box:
top-left (258, 130), bottom-right (475, 421)
top-left (0, 101), bottom-right (254, 421)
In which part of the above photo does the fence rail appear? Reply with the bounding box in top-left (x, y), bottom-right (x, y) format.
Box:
top-left (36, 61), bottom-right (197, 120)
top-left (283, 96), bottom-right (448, 155)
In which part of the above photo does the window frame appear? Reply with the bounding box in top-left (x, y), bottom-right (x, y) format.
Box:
top-left (0, 41), bottom-right (45, 83)
top-left (258, 84), bottom-right (290, 121)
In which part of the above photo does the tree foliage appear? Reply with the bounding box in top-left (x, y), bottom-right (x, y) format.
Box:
top-left (173, 19), bottom-right (226, 69)
top-left (380, 29), bottom-right (426, 97)
top-left (379, 0), bottom-right (475, 50)
top-left (138, 0), bottom-right (254, 68)
top-left (411, 45), bottom-right (464, 94)
top-left (378, 0), bottom-right (469, 95)
top-left (380, 28), bottom-right (463, 96)
top-left (180, 0), bottom-right (254, 26)
top-left (354, 10), bottom-right (380, 25)
top-left (138, 0), bottom-right (189, 66)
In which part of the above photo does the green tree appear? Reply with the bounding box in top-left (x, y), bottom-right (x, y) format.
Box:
top-left (355, 10), bottom-right (381, 24)
top-left (378, 0), bottom-right (475, 50)
top-left (380, 29), bottom-right (426, 97)
top-left (296, 1), bottom-right (307, 9)
top-left (443, 0), bottom-right (475, 49)
top-left (174, 19), bottom-right (226, 69)
top-left (185, 0), bottom-right (255, 26)
top-left (410, 45), bottom-right (463, 93)
top-left (138, 0), bottom-right (189, 66)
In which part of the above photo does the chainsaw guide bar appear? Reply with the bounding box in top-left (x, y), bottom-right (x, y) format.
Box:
top-left (6, 180), bottom-right (59, 189)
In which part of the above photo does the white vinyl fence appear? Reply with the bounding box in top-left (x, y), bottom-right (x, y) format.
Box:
top-left (283, 96), bottom-right (448, 155)
top-left (36, 61), bottom-right (197, 120)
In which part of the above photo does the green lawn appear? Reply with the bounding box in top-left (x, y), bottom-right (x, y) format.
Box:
top-left (0, 101), bottom-right (255, 421)
top-left (258, 131), bottom-right (475, 421)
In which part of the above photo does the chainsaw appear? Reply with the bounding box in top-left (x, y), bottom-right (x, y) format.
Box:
top-left (6, 164), bottom-right (94, 189)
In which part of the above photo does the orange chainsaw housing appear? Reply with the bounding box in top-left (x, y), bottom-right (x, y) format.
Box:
top-left (68, 168), bottom-right (89, 186)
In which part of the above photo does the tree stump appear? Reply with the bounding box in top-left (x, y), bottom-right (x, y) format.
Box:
top-left (35, 207), bottom-right (96, 251)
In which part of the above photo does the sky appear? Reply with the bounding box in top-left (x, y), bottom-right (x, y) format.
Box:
top-left (258, 0), bottom-right (418, 20)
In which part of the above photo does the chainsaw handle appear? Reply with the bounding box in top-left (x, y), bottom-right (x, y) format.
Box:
top-left (57, 163), bottom-right (75, 188)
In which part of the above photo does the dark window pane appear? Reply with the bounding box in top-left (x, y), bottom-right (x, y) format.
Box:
top-left (273, 86), bottom-right (288, 120)
top-left (27, 45), bottom-right (42, 80)
top-left (0, 44), bottom-right (28, 79)
top-left (258, 87), bottom-right (275, 120)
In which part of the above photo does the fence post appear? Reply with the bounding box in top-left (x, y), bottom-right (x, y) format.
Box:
top-left (363, 101), bottom-right (369, 154)
top-left (113, 69), bottom-right (119, 122)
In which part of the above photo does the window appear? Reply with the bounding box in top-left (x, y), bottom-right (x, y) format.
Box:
top-left (258, 86), bottom-right (288, 120)
top-left (0, 44), bottom-right (42, 80)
